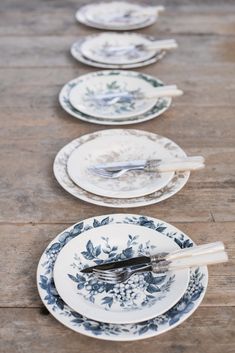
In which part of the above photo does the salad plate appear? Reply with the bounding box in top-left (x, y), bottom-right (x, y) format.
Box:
top-left (71, 38), bottom-right (166, 69)
top-left (80, 33), bottom-right (160, 65)
top-left (69, 72), bottom-right (158, 119)
top-left (76, 2), bottom-right (159, 31)
top-left (66, 131), bottom-right (174, 198)
top-left (53, 222), bottom-right (190, 324)
top-left (59, 71), bottom-right (171, 125)
top-left (37, 213), bottom-right (208, 341)
top-left (53, 129), bottom-right (190, 208)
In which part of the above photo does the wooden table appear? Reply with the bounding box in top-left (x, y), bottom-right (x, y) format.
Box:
top-left (1, 0), bottom-right (235, 352)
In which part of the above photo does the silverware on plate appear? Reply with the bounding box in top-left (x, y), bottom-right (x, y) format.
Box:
top-left (92, 250), bottom-right (228, 284)
top-left (81, 241), bottom-right (224, 274)
top-left (88, 156), bottom-right (205, 179)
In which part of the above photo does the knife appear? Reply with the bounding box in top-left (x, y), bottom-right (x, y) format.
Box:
top-left (80, 241), bottom-right (224, 274)
top-left (80, 255), bottom-right (153, 273)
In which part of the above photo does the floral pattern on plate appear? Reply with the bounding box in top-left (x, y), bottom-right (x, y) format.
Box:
top-left (37, 214), bottom-right (208, 341)
top-left (53, 222), bottom-right (189, 324)
top-left (71, 37), bottom-right (166, 70)
top-left (76, 2), bottom-right (158, 31)
top-left (68, 71), bottom-right (162, 120)
top-left (53, 129), bottom-right (190, 207)
top-left (59, 70), bottom-right (170, 125)
top-left (80, 33), bottom-right (160, 65)
top-left (68, 237), bottom-right (174, 311)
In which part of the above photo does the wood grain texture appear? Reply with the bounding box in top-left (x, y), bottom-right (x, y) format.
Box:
top-left (0, 307), bottom-right (234, 353)
top-left (1, 0), bottom-right (235, 351)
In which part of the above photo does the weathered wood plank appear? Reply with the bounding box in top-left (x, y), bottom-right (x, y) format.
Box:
top-left (0, 307), bottom-right (234, 353)
top-left (0, 223), bottom-right (234, 307)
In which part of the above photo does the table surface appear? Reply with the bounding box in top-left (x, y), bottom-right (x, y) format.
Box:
top-left (1, 0), bottom-right (235, 352)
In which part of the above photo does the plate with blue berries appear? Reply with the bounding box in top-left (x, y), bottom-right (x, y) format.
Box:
top-left (37, 214), bottom-right (208, 341)
top-left (53, 222), bottom-right (190, 324)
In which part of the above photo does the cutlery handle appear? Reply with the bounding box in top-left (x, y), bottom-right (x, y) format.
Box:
top-left (145, 86), bottom-right (183, 98)
top-left (150, 241), bottom-right (225, 264)
top-left (167, 241), bottom-right (225, 260)
top-left (145, 156), bottom-right (205, 172)
top-left (146, 40), bottom-right (178, 50)
top-left (152, 251), bottom-right (228, 273)
top-left (140, 6), bottom-right (165, 16)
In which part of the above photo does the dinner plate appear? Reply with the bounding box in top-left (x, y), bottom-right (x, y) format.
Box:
top-left (76, 2), bottom-right (158, 31)
top-left (80, 33), bottom-right (159, 65)
top-left (59, 71), bottom-right (171, 125)
top-left (53, 129), bottom-right (190, 208)
top-left (53, 223), bottom-right (190, 324)
top-left (69, 71), bottom-right (158, 119)
top-left (37, 213), bottom-right (208, 341)
top-left (66, 131), bottom-right (174, 198)
top-left (71, 38), bottom-right (166, 69)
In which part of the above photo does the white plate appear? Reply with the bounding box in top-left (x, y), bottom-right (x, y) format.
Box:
top-left (69, 71), bottom-right (157, 120)
top-left (80, 33), bottom-right (158, 65)
top-left (59, 71), bottom-right (171, 125)
top-left (71, 38), bottom-right (166, 69)
top-left (53, 223), bottom-right (190, 324)
top-left (76, 2), bottom-right (158, 31)
top-left (67, 132), bottom-right (174, 198)
top-left (53, 129), bottom-right (190, 208)
top-left (37, 213), bottom-right (208, 341)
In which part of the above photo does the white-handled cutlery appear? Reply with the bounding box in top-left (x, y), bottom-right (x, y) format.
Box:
top-left (89, 156), bottom-right (205, 179)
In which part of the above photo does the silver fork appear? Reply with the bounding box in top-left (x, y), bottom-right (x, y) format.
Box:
top-left (93, 263), bottom-right (156, 284)
top-left (88, 157), bottom-right (205, 179)
top-left (88, 165), bottom-right (145, 178)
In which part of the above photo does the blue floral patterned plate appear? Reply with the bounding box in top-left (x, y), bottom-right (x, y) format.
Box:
top-left (37, 214), bottom-right (208, 341)
top-left (53, 223), bottom-right (190, 324)
top-left (59, 71), bottom-right (171, 125)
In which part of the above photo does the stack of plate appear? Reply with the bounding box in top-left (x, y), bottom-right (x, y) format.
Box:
top-left (37, 213), bottom-right (208, 341)
top-left (59, 70), bottom-right (172, 125)
top-left (76, 2), bottom-right (162, 31)
top-left (71, 33), bottom-right (168, 69)
top-left (53, 129), bottom-right (190, 208)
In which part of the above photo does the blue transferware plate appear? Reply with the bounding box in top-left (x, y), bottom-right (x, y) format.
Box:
top-left (53, 223), bottom-right (190, 324)
top-left (37, 214), bottom-right (208, 341)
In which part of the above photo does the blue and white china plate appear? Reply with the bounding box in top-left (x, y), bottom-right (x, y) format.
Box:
top-left (69, 71), bottom-right (158, 119)
top-left (53, 223), bottom-right (190, 324)
top-left (71, 38), bottom-right (165, 69)
top-left (80, 33), bottom-right (160, 65)
top-left (53, 129), bottom-right (190, 208)
top-left (37, 214), bottom-right (208, 341)
top-left (59, 71), bottom-right (171, 125)
top-left (66, 130), bottom-right (174, 198)
top-left (76, 2), bottom-right (158, 31)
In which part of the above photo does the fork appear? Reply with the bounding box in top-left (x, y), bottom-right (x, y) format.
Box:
top-left (93, 251), bottom-right (228, 284)
top-left (103, 39), bottom-right (178, 55)
top-left (88, 157), bottom-right (205, 179)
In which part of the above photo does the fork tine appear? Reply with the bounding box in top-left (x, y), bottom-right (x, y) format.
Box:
top-left (93, 269), bottom-right (124, 278)
top-left (88, 167), bottom-right (114, 178)
top-left (93, 274), bottom-right (122, 284)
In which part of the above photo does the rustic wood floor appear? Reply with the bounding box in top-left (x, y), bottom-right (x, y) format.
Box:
top-left (0, 0), bottom-right (235, 352)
